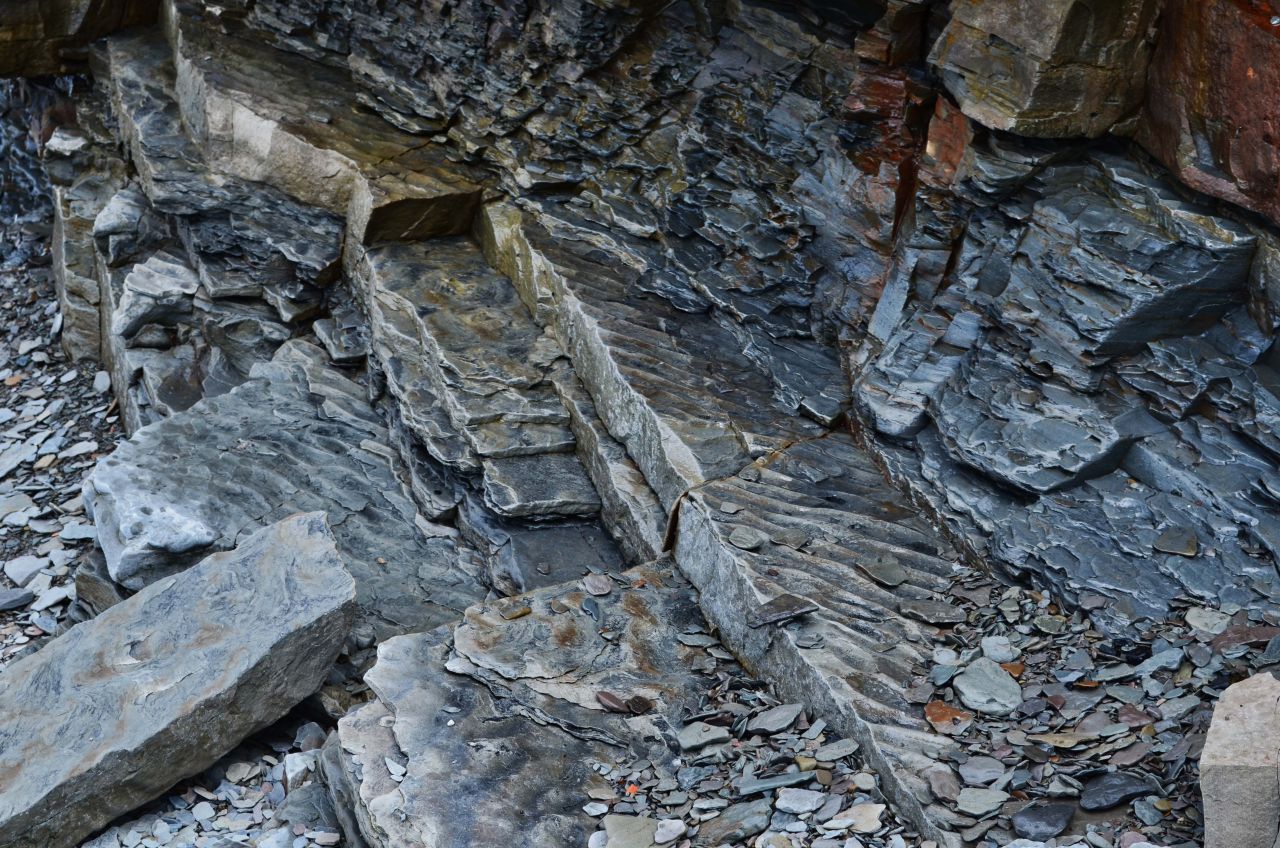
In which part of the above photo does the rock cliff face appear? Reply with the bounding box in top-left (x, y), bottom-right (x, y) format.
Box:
top-left (1, 0), bottom-right (1278, 846)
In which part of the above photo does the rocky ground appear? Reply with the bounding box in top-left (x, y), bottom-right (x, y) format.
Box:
top-left (0, 170), bottom-right (120, 669)
top-left (912, 569), bottom-right (1259, 848)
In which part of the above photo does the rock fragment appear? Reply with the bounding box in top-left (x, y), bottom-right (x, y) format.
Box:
top-left (0, 513), bottom-right (355, 848)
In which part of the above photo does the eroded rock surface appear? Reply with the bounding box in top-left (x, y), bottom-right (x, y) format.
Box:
top-left (84, 340), bottom-right (487, 642)
top-left (930, 0), bottom-right (1159, 138)
top-left (0, 513), bottom-right (355, 848)
top-left (323, 563), bottom-right (713, 847)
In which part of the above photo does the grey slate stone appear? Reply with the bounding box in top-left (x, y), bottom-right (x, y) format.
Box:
top-left (84, 340), bottom-right (486, 643)
top-left (952, 659), bottom-right (1024, 717)
top-left (0, 513), bottom-right (356, 848)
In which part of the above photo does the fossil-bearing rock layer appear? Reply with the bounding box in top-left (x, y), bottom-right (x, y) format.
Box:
top-left (1, 0), bottom-right (1279, 845)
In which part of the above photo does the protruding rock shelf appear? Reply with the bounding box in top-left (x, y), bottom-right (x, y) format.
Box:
top-left (84, 340), bottom-right (488, 645)
top-left (0, 514), bottom-right (356, 848)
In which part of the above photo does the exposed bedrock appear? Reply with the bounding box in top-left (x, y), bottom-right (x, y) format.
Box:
top-left (929, 0), bottom-right (1160, 138)
top-left (855, 127), bottom-right (1280, 633)
top-left (3, 0), bottom-right (1280, 845)
top-left (1137, 0), bottom-right (1280, 230)
top-left (0, 0), bottom-right (158, 76)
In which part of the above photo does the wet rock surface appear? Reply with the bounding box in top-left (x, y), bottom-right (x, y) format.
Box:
top-left (0, 513), bottom-right (356, 848)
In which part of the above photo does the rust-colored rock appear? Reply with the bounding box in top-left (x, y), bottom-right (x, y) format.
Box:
top-left (1136, 0), bottom-right (1280, 228)
top-left (0, 0), bottom-right (158, 76)
top-left (929, 0), bottom-right (1159, 138)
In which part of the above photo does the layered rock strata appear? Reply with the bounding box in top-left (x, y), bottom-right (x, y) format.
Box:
top-left (2, 0), bottom-right (1280, 845)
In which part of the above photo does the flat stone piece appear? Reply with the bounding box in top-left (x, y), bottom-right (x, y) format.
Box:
top-left (737, 772), bottom-right (813, 796)
top-left (958, 755), bottom-right (1005, 786)
top-left (776, 788), bottom-right (826, 814)
top-left (693, 798), bottom-right (772, 847)
top-left (83, 340), bottom-right (486, 641)
top-left (3, 555), bottom-right (45, 588)
top-left (747, 703), bottom-right (804, 734)
top-left (814, 738), bottom-right (859, 762)
top-left (603, 815), bottom-right (658, 848)
top-left (746, 594), bottom-right (819, 628)
top-left (955, 787), bottom-right (1010, 817)
top-left (953, 658), bottom-right (1023, 716)
top-left (481, 454), bottom-right (601, 519)
top-left (0, 588), bottom-right (34, 611)
top-left (1012, 802), bottom-right (1075, 841)
top-left (1079, 771), bottom-right (1156, 811)
top-left (0, 514), bottom-right (356, 848)
top-left (678, 722), bottom-right (730, 751)
top-left (899, 597), bottom-right (966, 625)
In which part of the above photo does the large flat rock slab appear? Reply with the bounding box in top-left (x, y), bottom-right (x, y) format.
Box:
top-left (84, 339), bottom-right (487, 642)
top-left (0, 513), bottom-right (356, 848)
top-left (322, 563), bottom-right (714, 847)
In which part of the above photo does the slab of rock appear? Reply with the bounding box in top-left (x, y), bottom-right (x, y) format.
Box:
top-left (1012, 802), bottom-right (1075, 841)
top-left (1202, 672), bottom-right (1280, 848)
top-left (0, 513), bottom-right (355, 848)
top-left (952, 659), bottom-right (1023, 716)
top-left (930, 0), bottom-right (1159, 138)
top-left (323, 563), bottom-right (715, 847)
top-left (693, 798), bottom-right (772, 847)
top-left (84, 340), bottom-right (486, 643)
top-left (165, 1), bottom-right (483, 242)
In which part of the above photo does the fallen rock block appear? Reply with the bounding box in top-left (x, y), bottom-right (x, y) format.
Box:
top-left (1202, 672), bottom-right (1280, 848)
top-left (0, 513), bottom-right (356, 848)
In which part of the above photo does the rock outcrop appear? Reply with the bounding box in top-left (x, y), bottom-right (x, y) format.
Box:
top-left (1137, 0), bottom-right (1280, 229)
top-left (2, 0), bottom-right (1279, 845)
top-left (0, 0), bottom-right (158, 76)
top-left (0, 513), bottom-right (355, 848)
top-left (929, 0), bottom-right (1159, 138)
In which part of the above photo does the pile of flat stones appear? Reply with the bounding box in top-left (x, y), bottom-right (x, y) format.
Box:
top-left (82, 719), bottom-right (342, 848)
top-left (584, 670), bottom-right (912, 848)
top-left (907, 566), bottom-right (1262, 848)
top-left (0, 203), bottom-right (121, 669)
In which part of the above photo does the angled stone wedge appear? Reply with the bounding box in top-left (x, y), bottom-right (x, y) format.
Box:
top-left (0, 513), bottom-right (357, 848)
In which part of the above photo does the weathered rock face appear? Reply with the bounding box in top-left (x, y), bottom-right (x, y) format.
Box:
top-left (854, 128), bottom-right (1280, 633)
top-left (83, 340), bottom-right (488, 644)
top-left (4, 0), bottom-right (1280, 845)
top-left (0, 513), bottom-right (356, 848)
top-left (323, 563), bottom-right (715, 847)
top-left (1136, 0), bottom-right (1280, 230)
top-left (929, 0), bottom-right (1159, 138)
top-left (0, 0), bottom-right (157, 76)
